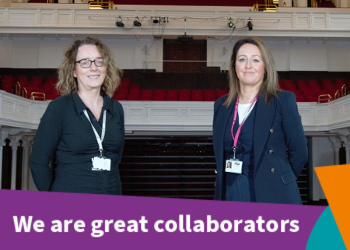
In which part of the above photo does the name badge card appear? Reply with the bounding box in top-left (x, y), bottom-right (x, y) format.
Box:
top-left (92, 157), bottom-right (111, 171)
top-left (225, 159), bottom-right (242, 174)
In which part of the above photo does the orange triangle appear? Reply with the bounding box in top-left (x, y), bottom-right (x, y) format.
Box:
top-left (315, 164), bottom-right (350, 249)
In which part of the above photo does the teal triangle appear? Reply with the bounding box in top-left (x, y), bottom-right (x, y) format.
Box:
top-left (307, 206), bottom-right (347, 250)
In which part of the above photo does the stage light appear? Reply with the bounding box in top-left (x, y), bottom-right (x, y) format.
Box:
top-left (116, 17), bottom-right (124, 27)
top-left (227, 18), bottom-right (234, 29)
top-left (134, 17), bottom-right (142, 27)
top-left (247, 18), bottom-right (253, 31)
top-left (116, 21), bottom-right (124, 27)
top-left (152, 17), bottom-right (159, 24)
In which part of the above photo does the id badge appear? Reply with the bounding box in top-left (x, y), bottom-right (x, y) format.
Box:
top-left (225, 159), bottom-right (242, 174)
top-left (92, 157), bottom-right (111, 171)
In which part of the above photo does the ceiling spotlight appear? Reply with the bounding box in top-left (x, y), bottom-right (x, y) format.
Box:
top-left (227, 18), bottom-right (234, 29)
top-left (247, 18), bottom-right (253, 31)
top-left (152, 17), bottom-right (159, 24)
top-left (116, 17), bottom-right (124, 27)
top-left (134, 17), bottom-right (142, 27)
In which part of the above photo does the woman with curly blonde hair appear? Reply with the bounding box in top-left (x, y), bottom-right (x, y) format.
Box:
top-left (30, 37), bottom-right (125, 195)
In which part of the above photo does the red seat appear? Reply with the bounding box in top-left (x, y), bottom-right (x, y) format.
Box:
top-left (118, 83), bottom-right (129, 89)
top-left (120, 78), bottom-right (131, 85)
top-left (17, 76), bottom-right (29, 87)
top-left (113, 86), bottom-right (128, 101)
top-left (114, 88), bottom-right (128, 101)
top-left (46, 91), bottom-right (60, 100)
top-left (115, 88), bottom-right (128, 95)
top-left (335, 79), bottom-right (346, 93)
top-left (324, 85), bottom-right (337, 95)
top-left (308, 80), bottom-right (320, 88)
top-left (166, 90), bottom-right (178, 101)
top-left (191, 90), bottom-right (203, 101)
top-left (130, 83), bottom-right (141, 91)
top-left (335, 79), bottom-right (345, 87)
top-left (179, 90), bottom-right (191, 101)
top-left (1, 81), bottom-right (14, 93)
top-left (297, 80), bottom-right (308, 90)
top-left (29, 79), bottom-right (44, 89)
top-left (316, 89), bottom-right (332, 96)
top-left (2, 75), bottom-right (15, 83)
top-left (283, 80), bottom-right (297, 92)
top-left (119, 79), bottom-right (130, 91)
top-left (31, 76), bottom-right (43, 84)
top-left (216, 90), bottom-right (228, 98)
top-left (43, 82), bottom-right (56, 92)
top-left (46, 77), bottom-right (58, 84)
top-left (204, 90), bottom-right (216, 101)
top-left (308, 80), bottom-right (318, 85)
top-left (295, 93), bottom-right (305, 102)
top-left (153, 89), bottom-right (166, 101)
top-left (298, 85), bottom-right (310, 94)
top-left (129, 88), bottom-right (141, 96)
top-left (141, 89), bottom-right (153, 101)
top-left (278, 80), bottom-right (284, 90)
top-left (113, 93), bottom-right (128, 101)
top-left (290, 89), bottom-right (300, 96)
top-left (321, 79), bottom-right (333, 90)
top-left (154, 89), bottom-right (166, 96)
top-left (127, 93), bottom-right (141, 100)
top-left (304, 95), bottom-right (318, 102)
top-left (284, 80), bottom-right (294, 85)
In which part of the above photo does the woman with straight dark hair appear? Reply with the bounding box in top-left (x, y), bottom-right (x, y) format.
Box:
top-left (213, 37), bottom-right (307, 204)
top-left (30, 37), bottom-right (125, 194)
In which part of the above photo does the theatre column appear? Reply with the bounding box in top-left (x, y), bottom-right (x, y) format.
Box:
top-left (9, 135), bottom-right (22, 190)
top-left (328, 137), bottom-right (341, 165)
top-left (21, 136), bottom-right (34, 190)
top-left (0, 128), bottom-right (9, 189)
top-left (340, 135), bottom-right (350, 164)
top-left (295, 0), bottom-right (307, 7)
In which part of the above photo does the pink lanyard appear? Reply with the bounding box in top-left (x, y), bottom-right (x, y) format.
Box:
top-left (230, 94), bottom-right (258, 159)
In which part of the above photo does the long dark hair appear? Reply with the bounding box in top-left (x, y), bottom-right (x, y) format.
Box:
top-left (224, 37), bottom-right (279, 107)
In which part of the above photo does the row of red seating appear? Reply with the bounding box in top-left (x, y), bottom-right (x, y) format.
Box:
top-left (114, 78), bottom-right (229, 101)
top-left (279, 79), bottom-right (349, 102)
top-left (1, 75), bottom-right (59, 100)
top-left (2, 75), bottom-right (349, 103)
top-left (281, 79), bottom-right (349, 90)
top-left (2, 75), bottom-right (58, 88)
top-left (113, 88), bottom-right (228, 101)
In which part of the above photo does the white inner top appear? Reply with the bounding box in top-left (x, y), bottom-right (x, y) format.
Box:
top-left (238, 103), bottom-right (255, 125)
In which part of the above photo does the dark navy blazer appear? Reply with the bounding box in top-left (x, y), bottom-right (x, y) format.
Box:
top-left (213, 91), bottom-right (308, 204)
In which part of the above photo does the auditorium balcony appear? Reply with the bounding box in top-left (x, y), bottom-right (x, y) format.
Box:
top-left (0, 84), bottom-right (349, 203)
top-left (1, 2), bottom-right (350, 204)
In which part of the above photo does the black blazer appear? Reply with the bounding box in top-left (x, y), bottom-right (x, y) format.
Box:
top-left (213, 91), bottom-right (308, 204)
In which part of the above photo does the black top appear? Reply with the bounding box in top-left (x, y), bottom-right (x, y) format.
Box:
top-left (224, 103), bottom-right (256, 186)
top-left (30, 92), bottom-right (125, 194)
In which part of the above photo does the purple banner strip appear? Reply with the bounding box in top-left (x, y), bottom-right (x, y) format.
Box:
top-left (0, 190), bottom-right (325, 250)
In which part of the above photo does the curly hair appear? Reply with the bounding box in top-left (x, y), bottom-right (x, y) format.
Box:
top-left (224, 37), bottom-right (279, 107)
top-left (56, 37), bottom-right (122, 97)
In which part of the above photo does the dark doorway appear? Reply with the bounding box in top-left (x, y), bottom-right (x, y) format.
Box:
top-left (163, 39), bottom-right (207, 73)
top-left (339, 146), bottom-right (346, 164)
